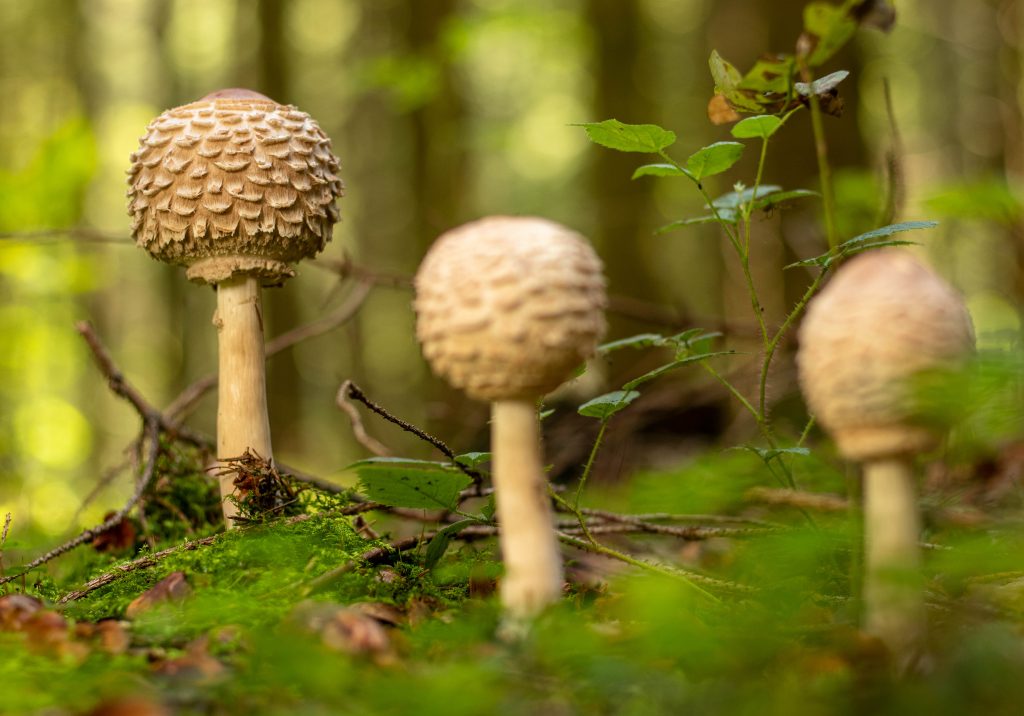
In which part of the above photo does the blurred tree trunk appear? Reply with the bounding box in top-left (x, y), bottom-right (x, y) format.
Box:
top-left (586, 0), bottom-right (659, 325)
top-left (408, 0), bottom-right (467, 249)
top-left (255, 0), bottom-right (305, 458)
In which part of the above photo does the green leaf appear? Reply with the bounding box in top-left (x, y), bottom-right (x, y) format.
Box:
top-left (800, 2), bottom-right (857, 67)
top-left (622, 352), bottom-right (735, 391)
top-left (924, 178), bottom-right (1022, 224)
top-left (731, 115), bottom-right (783, 140)
top-left (785, 221), bottom-right (939, 269)
top-left (578, 390), bottom-right (641, 420)
top-left (847, 220), bottom-right (939, 244)
top-left (598, 333), bottom-right (668, 354)
top-left (654, 216), bottom-right (722, 235)
top-left (424, 519), bottom-right (479, 569)
top-left (709, 51), bottom-right (763, 114)
top-left (352, 458), bottom-right (472, 510)
top-left (710, 185), bottom-right (782, 210)
top-left (737, 55), bottom-right (796, 95)
top-left (480, 495), bottom-right (496, 522)
top-left (686, 142), bottom-right (745, 180)
top-left (740, 445), bottom-right (811, 463)
top-left (753, 189), bottom-right (820, 210)
top-left (539, 408), bottom-right (555, 421)
top-left (454, 452), bottom-right (491, 468)
top-left (576, 119), bottom-right (676, 153)
top-left (632, 163), bottom-right (691, 180)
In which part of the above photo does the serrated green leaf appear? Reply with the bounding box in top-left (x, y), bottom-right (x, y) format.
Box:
top-left (622, 352), bottom-right (735, 391)
top-left (654, 216), bottom-right (723, 235)
top-left (753, 189), bottom-right (819, 210)
top-left (632, 163), bottom-right (691, 180)
top-left (578, 390), bottom-right (641, 420)
top-left (740, 445), bottom-right (811, 462)
top-left (576, 119), bottom-right (676, 153)
top-left (352, 458), bottom-right (472, 510)
top-left (846, 220), bottom-right (938, 244)
top-left (424, 519), bottom-right (478, 569)
top-left (686, 142), bottom-right (745, 180)
top-left (598, 333), bottom-right (668, 354)
top-left (731, 115), bottom-right (783, 140)
top-left (454, 452), bottom-right (491, 468)
top-left (785, 221), bottom-right (938, 270)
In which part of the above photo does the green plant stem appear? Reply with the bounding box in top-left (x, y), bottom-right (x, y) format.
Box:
top-left (551, 490), bottom-right (598, 546)
top-left (757, 269), bottom-right (827, 417)
top-left (556, 532), bottom-right (735, 600)
top-left (805, 80), bottom-right (838, 250)
top-left (574, 418), bottom-right (610, 509)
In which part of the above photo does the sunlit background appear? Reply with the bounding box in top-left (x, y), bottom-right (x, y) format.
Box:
top-left (1, 0), bottom-right (1021, 536)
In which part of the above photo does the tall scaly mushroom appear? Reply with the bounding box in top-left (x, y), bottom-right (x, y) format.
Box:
top-left (414, 216), bottom-right (607, 618)
top-left (797, 249), bottom-right (974, 662)
top-left (128, 89), bottom-right (343, 524)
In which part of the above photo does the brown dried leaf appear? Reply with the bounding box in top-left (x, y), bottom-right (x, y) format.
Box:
top-left (707, 94), bottom-right (741, 125)
top-left (288, 601), bottom-right (397, 664)
top-left (91, 511), bottom-right (137, 553)
top-left (0, 593), bottom-right (43, 630)
top-left (151, 636), bottom-right (226, 681)
top-left (126, 571), bottom-right (192, 619)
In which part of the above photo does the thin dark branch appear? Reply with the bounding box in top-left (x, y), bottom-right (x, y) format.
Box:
top-left (343, 381), bottom-right (484, 488)
top-left (76, 321), bottom-right (209, 447)
top-left (336, 379), bottom-right (392, 457)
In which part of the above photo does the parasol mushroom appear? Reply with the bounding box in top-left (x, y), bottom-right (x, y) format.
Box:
top-left (413, 216), bottom-right (607, 618)
top-left (127, 89), bottom-right (343, 524)
top-left (797, 249), bottom-right (974, 663)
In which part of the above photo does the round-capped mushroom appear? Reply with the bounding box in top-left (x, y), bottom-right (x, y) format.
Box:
top-left (797, 249), bottom-right (974, 663)
top-left (414, 216), bottom-right (607, 618)
top-left (128, 89), bottom-right (344, 524)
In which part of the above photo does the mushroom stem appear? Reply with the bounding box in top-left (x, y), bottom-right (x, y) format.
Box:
top-left (215, 275), bottom-right (273, 524)
top-left (862, 456), bottom-right (924, 660)
top-left (491, 399), bottom-right (563, 617)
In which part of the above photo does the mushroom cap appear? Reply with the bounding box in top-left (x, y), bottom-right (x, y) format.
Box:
top-left (797, 249), bottom-right (975, 461)
top-left (127, 90), bottom-right (343, 285)
top-left (414, 216), bottom-right (607, 402)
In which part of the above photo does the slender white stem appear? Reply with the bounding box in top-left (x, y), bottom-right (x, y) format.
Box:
top-left (863, 457), bottom-right (924, 663)
top-left (491, 399), bottom-right (563, 617)
top-left (214, 275), bottom-right (273, 525)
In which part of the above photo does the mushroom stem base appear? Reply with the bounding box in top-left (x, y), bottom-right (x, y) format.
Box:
top-left (215, 275), bottom-right (273, 526)
top-left (491, 399), bottom-right (563, 618)
top-left (863, 457), bottom-right (924, 664)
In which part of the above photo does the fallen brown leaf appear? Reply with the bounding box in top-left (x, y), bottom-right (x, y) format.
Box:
top-left (126, 572), bottom-right (192, 619)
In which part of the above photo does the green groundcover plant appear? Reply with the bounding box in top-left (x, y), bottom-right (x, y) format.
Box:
top-left (3, 1), bottom-right (1024, 714)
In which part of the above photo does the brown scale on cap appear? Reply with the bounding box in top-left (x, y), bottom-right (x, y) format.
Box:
top-left (798, 249), bottom-right (975, 461)
top-left (414, 216), bottom-right (607, 402)
top-left (127, 91), bottom-right (343, 284)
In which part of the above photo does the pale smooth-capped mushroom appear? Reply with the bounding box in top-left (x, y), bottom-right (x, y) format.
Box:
top-left (128, 89), bottom-right (343, 524)
top-left (797, 249), bottom-right (974, 663)
top-left (414, 216), bottom-right (607, 618)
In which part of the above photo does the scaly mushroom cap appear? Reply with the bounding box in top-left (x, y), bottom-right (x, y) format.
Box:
top-left (414, 216), bottom-right (607, 402)
top-left (127, 89), bottom-right (343, 285)
top-left (797, 250), bottom-right (974, 461)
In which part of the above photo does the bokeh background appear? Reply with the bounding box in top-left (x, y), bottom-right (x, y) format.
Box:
top-left (1, 0), bottom-right (1021, 536)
